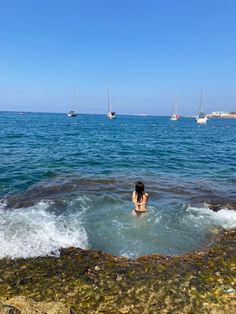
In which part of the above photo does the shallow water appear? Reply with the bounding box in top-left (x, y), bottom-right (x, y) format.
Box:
top-left (0, 112), bottom-right (235, 258)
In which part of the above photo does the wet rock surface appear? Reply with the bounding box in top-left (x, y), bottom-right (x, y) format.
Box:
top-left (0, 229), bottom-right (235, 313)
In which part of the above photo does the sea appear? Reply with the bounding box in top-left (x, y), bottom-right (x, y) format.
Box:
top-left (0, 112), bottom-right (236, 259)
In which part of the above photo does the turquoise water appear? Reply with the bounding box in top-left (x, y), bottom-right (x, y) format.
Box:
top-left (0, 112), bottom-right (236, 258)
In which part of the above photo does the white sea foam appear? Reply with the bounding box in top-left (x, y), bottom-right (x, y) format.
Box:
top-left (120, 250), bottom-right (138, 259)
top-left (68, 195), bottom-right (92, 212)
top-left (0, 199), bottom-right (7, 210)
top-left (186, 206), bottom-right (236, 229)
top-left (0, 200), bottom-right (88, 259)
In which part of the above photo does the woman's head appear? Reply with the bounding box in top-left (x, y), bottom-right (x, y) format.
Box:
top-left (135, 181), bottom-right (144, 193)
top-left (135, 181), bottom-right (145, 203)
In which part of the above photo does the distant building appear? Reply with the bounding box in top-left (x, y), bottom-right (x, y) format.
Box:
top-left (208, 111), bottom-right (236, 118)
top-left (211, 111), bottom-right (229, 117)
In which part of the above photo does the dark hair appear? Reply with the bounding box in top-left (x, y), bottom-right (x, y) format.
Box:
top-left (135, 181), bottom-right (145, 203)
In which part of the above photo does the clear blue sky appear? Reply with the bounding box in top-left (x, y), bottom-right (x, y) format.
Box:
top-left (0, 0), bottom-right (235, 115)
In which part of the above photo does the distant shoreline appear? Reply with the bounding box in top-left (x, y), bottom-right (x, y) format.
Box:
top-left (0, 110), bottom-right (236, 118)
top-left (207, 114), bottom-right (236, 119)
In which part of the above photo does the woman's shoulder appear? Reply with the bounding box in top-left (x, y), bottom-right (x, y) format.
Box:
top-left (132, 191), bottom-right (136, 199)
top-left (143, 192), bottom-right (149, 197)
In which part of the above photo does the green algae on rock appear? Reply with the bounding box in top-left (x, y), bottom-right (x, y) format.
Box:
top-left (0, 229), bottom-right (235, 313)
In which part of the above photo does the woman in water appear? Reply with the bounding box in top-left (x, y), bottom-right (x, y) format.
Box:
top-left (132, 181), bottom-right (149, 214)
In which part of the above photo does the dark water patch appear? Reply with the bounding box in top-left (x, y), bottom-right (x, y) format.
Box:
top-left (4, 176), bottom-right (125, 209)
top-left (5, 133), bottom-right (24, 139)
top-left (3, 172), bottom-right (236, 213)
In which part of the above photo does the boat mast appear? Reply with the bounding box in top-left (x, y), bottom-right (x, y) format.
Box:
top-left (198, 88), bottom-right (203, 113)
top-left (108, 86), bottom-right (112, 112)
top-left (73, 86), bottom-right (76, 111)
top-left (173, 96), bottom-right (177, 115)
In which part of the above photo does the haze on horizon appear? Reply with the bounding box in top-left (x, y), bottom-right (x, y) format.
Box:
top-left (0, 0), bottom-right (235, 116)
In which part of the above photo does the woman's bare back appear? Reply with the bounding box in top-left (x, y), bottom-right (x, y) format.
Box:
top-left (132, 191), bottom-right (149, 213)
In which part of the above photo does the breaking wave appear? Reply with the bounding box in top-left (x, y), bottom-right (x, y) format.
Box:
top-left (0, 200), bottom-right (88, 259)
top-left (186, 205), bottom-right (236, 229)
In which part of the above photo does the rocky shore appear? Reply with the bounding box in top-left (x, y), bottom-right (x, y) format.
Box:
top-left (0, 228), bottom-right (235, 314)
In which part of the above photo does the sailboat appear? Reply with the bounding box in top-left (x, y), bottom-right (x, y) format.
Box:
top-left (68, 87), bottom-right (77, 117)
top-left (170, 97), bottom-right (180, 120)
top-left (67, 110), bottom-right (77, 117)
top-left (107, 87), bottom-right (116, 119)
top-left (196, 89), bottom-right (207, 124)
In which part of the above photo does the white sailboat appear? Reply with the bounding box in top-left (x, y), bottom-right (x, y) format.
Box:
top-left (107, 87), bottom-right (116, 119)
top-left (170, 97), bottom-right (180, 121)
top-left (67, 110), bottom-right (77, 117)
top-left (196, 89), bottom-right (207, 124)
top-left (68, 87), bottom-right (77, 117)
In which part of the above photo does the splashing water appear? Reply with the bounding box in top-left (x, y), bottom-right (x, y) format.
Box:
top-left (0, 195), bottom-right (235, 259)
top-left (0, 200), bottom-right (88, 259)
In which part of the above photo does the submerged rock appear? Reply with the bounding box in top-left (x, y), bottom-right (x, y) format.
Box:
top-left (0, 229), bottom-right (235, 313)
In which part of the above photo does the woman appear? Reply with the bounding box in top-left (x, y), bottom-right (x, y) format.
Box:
top-left (132, 181), bottom-right (149, 214)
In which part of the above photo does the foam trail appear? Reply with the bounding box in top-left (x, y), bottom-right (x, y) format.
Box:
top-left (186, 206), bottom-right (236, 229)
top-left (0, 200), bottom-right (88, 259)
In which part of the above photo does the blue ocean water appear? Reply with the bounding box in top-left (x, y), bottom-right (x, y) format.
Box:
top-left (0, 112), bottom-right (236, 258)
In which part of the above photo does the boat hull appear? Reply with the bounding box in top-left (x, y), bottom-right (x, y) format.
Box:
top-left (196, 117), bottom-right (207, 124)
top-left (170, 114), bottom-right (180, 121)
top-left (107, 112), bottom-right (116, 119)
top-left (68, 110), bottom-right (77, 117)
